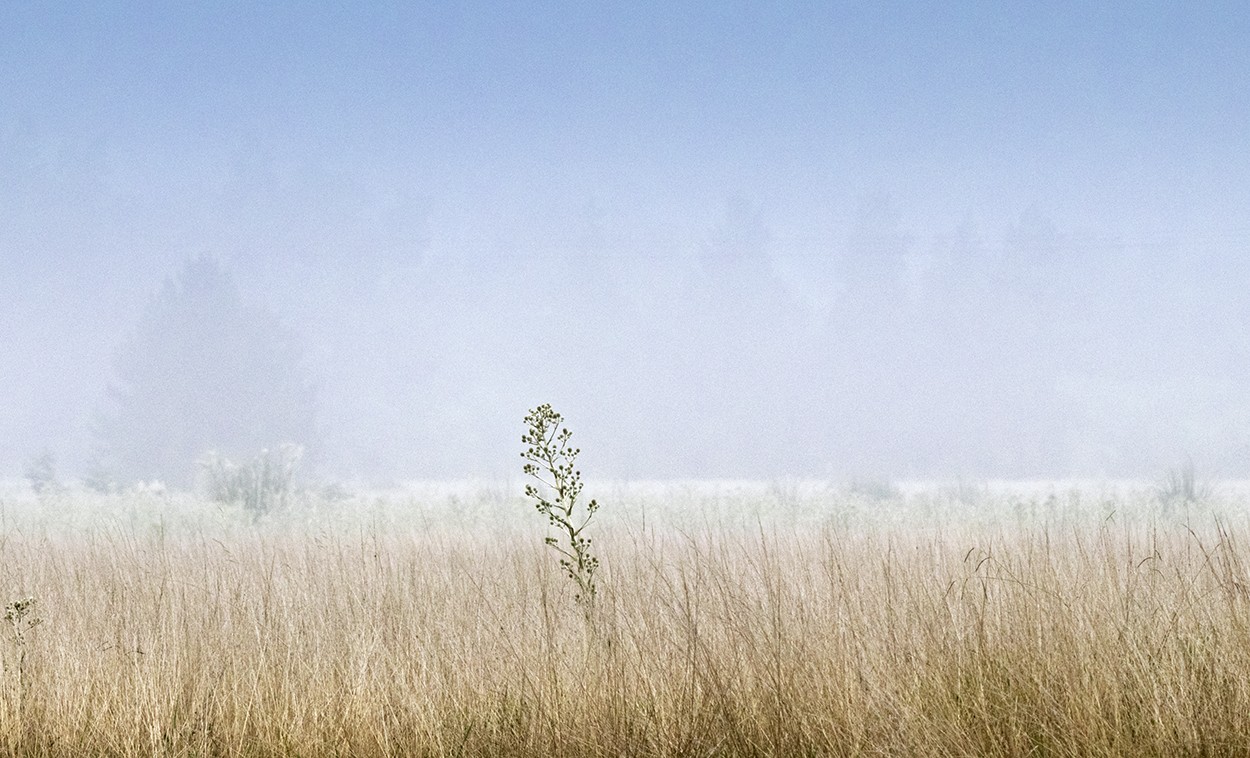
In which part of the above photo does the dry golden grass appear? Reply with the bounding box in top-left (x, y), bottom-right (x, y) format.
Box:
top-left (2, 495), bottom-right (1250, 756)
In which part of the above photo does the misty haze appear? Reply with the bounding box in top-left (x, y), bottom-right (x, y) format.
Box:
top-left (4, 4), bottom-right (1248, 485)
top-left (3, 4), bottom-right (1250, 755)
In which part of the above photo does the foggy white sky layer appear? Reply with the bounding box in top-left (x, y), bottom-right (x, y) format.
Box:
top-left (3, 3), bottom-right (1249, 482)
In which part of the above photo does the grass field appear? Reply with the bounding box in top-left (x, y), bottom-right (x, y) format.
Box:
top-left (1, 481), bottom-right (1248, 756)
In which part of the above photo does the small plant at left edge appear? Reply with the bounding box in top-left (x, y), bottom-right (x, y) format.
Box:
top-left (4, 597), bottom-right (43, 702)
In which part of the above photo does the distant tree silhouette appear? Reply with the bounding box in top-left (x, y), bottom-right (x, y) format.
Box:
top-left (96, 256), bottom-right (316, 487)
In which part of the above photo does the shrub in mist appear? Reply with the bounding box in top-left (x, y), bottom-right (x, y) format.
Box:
top-left (81, 458), bottom-right (118, 495)
top-left (198, 444), bottom-right (303, 520)
top-left (23, 451), bottom-right (57, 495)
top-left (1156, 457), bottom-right (1214, 511)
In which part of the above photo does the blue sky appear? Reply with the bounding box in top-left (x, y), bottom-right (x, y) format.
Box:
top-left (3, 2), bottom-right (1250, 480)
top-left (8, 2), bottom-right (1247, 232)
